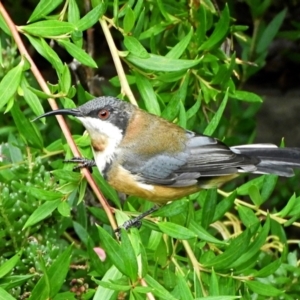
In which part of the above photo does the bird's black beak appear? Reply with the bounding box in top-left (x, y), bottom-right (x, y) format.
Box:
top-left (32, 108), bottom-right (82, 122)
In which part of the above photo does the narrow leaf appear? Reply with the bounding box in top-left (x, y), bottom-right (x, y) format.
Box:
top-left (166, 28), bottom-right (193, 59)
top-left (157, 222), bottom-right (196, 240)
top-left (23, 199), bottom-right (61, 229)
top-left (97, 226), bottom-right (128, 276)
top-left (257, 8), bottom-right (287, 54)
top-left (29, 0), bottom-right (63, 22)
top-left (124, 36), bottom-right (149, 58)
top-left (189, 220), bottom-right (227, 245)
top-left (123, 7), bottom-right (135, 33)
top-left (246, 281), bottom-right (283, 297)
top-left (120, 229), bottom-right (138, 281)
top-left (231, 90), bottom-right (263, 103)
top-left (135, 72), bottom-right (161, 115)
top-left (11, 103), bottom-right (43, 148)
top-left (20, 21), bottom-right (75, 37)
top-left (204, 89), bottom-right (228, 135)
top-left (0, 251), bottom-right (22, 278)
top-left (58, 40), bottom-right (97, 68)
top-left (0, 62), bottom-right (23, 110)
top-left (199, 5), bottom-right (230, 51)
top-left (126, 53), bottom-right (201, 72)
top-left (76, 4), bottom-right (106, 31)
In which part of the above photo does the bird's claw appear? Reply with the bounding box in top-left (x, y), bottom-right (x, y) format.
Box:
top-left (64, 157), bottom-right (96, 171)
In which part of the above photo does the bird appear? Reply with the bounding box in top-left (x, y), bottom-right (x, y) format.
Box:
top-left (34, 96), bottom-right (300, 228)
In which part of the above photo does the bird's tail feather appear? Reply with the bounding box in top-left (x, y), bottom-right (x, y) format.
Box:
top-left (230, 144), bottom-right (300, 177)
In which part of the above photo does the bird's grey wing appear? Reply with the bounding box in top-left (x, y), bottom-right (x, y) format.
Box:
top-left (121, 131), bottom-right (257, 187)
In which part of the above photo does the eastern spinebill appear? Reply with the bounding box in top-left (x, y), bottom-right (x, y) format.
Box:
top-left (34, 97), bottom-right (300, 227)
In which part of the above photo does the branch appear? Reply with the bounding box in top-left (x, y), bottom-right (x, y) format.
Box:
top-left (99, 17), bottom-right (138, 106)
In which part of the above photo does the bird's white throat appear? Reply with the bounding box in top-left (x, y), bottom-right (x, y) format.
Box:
top-left (78, 117), bottom-right (123, 173)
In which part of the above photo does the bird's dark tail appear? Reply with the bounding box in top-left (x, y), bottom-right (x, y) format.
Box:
top-left (230, 144), bottom-right (300, 177)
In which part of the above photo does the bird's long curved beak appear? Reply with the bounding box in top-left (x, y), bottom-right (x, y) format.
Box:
top-left (32, 108), bottom-right (82, 122)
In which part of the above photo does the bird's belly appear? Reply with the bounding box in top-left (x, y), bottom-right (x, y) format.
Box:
top-left (106, 165), bottom-right (201, 204)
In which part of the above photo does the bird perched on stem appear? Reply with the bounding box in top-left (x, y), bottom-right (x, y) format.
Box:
top-left (34, 96), bottom-right (300, 229)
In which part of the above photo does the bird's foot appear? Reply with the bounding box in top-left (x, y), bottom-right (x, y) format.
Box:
top-left (115, 206), bottom-right (159, 232)
top-left (64, 157), bottom-right (96, 171)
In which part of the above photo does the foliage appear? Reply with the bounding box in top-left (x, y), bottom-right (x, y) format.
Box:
top-left (0, 0), bottom-right (300, 299)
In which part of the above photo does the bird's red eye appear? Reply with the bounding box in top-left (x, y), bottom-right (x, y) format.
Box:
top-left (98, 109), bottom-right (110, 120)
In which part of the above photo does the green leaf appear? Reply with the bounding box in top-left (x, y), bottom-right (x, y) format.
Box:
top-left (238, 206), bottom-right (259, 228)
top-left (0, 13), bottom-right (11, 35)
top-left (201, 189), bottom-right (217, 229)
top-left (123, 7), bottom-right (135, 33)
top-left (257, 8), bottom-right (287, 54)
top-left (189, 220), bottom-right (227, 245)
top-left (28, 0), bottom-right (64, 22)
top-left (248, 185), bottom-right (263, 206)
top-left (261, 174), bottom-right (278, 202)
top-left (135, 72), bottom-right (161, 115)
top-left (0, 251), bottom-right (22, 278)
top-left (27, 187), bottom-right (63, 201)
top-left (73, 221), bottom-right (89, 246)
top-left (57, 201), bottom-right (71, 217)
top-left (11, 102), bottom-right (43, 149)
top-left (162, 73), bottom-right (189, 121)
top-left (157, 222), bottom-right (196, 240)
top-left (0, 288), bottom-right (16, 300)
top-left (199, 5), bottom-right (230, 51)
top-left (126, 54), bottom-right (201, 72)
top-left (93, 170), bottom-right (120, 208)
top-left (0, 275), bottom-right (34, 290)
top-left (230, 217), bottom-right (270, 268)
top-left (246, 281), bottom-right (283, 297)
top-left (25, 35), bottom-right (64, 73)
top-left (97, 226), bottom-right (128, 276)
top-left (123, 36), bottom-right (149, 58)
top-left (20, 21), bottom-right (75, 37)
top-left (231, 90), bottom-right (263, 103)
top-left (68, 0), bottom-right (80, 24)
top-left (93, 266), bottom-right (123, 300)
top-left (213, 191), bottom-right (236, 222)
top-left (252, 258), bottom-right (282, 277)
top-left (144, 275), bottom-right (177, 300)
top-left (0, 62), bottom-right (23, 110)
top-left (120, 229), bottom-right (138, 281)
top-left (186, 96), bottom-right (201, 119)
top-left (29, 245), bottom-right (73, 299)
top-left (209, 269), bottom-right (219, 296)
top-left (153, 200), bottom-right (188, 218)
top-left (52, 169), bottom-right (82, 182)
top-left (237, 176), bottom-right (265, 196)
top-left (203, 229), bottom-right (251, 269)
top-left (23, 199), bottom-right (61, 229)
top-left (76, 3), bottom-right (106, 31)
top-left (139, 22), bottom-right (171, 40)
top-left (277, 193), bottom-right (297, 218)
top-left (204, 89), bottom-right (228, 135)
top-left (166, 28), bottom-right (193, 59)
top-left (176, 274), bottom-right (194, 300)
top-left (195, 297), bottom-right (240, 300)
top-left (21, 79), bottom-right (45, 120)
top-left (60, 64), bottom-right (71, 94)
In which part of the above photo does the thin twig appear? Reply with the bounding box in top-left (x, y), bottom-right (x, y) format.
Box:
top-left (99, 17), bottom-right (137, 106)
top-left (140, 278), bottom-right (156, 300)
top-left (0, 3), bottom-right (118, 231)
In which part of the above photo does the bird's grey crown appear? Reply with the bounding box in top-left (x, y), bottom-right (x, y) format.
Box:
top-left (78, 96), bottom-right (134, 133)
top-left (78, 96), bottom-right (133, 116)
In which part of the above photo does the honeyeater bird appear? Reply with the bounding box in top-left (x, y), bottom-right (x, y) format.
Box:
top-left (34, 96), bottom-right (300, 228)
